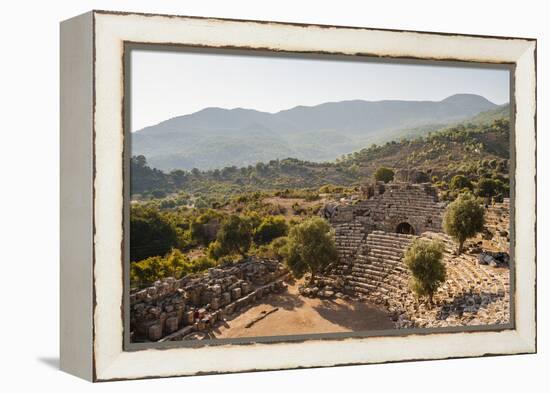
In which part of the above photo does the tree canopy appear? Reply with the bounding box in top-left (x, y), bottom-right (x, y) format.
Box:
top-left (476, 178), bottom-right (503, 198)
top-left (282, 217), bottom-right (337, 284)
top-left (404, 239), bottom-right (446, 305)
top-left (374, 166), bottom-right (395, 183)
top-left (215, 215), bottom-right (253, 257)
top-left (450, 174), bottom-right (473, 191)
top-left (254, 215), bottom-right (289, 245)
top-left (443, 192), bottom-right (485, 253)
top-left (130, 205), bottom-right (180, 262)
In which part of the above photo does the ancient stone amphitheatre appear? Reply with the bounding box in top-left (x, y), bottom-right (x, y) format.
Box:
top-left (130, 181), bottom-right (510, 342)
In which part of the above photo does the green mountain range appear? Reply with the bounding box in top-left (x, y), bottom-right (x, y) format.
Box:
top-left (131, 104), bottom-right (510, 201)
top-left (132, 94), bottom-right (503, 171)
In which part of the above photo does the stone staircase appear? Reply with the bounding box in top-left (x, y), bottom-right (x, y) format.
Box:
top-left (328, 220), bottom-right (366, 277)
top-left (346, 231), bottom-right (414, 297)
top-left (334, 230), bottom-right (510, 328)
top-left (334, 221), bottom-right (366, 264)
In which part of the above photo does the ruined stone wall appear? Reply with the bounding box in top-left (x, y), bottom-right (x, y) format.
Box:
top-left (130, 258), bottom-right (288, 342)
top-left (327, 182), bottom-right (444, 267)
top-left (317, 182), bottom-right (510, 329)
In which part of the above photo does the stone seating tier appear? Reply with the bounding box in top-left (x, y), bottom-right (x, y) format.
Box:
top-left (343, 231), bottom-right (510, 328)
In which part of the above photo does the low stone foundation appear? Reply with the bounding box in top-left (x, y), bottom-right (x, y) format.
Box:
top-left (130, 257), bottom-right (288, 342)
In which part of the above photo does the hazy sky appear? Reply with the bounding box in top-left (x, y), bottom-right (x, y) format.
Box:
top-left (130, 49), bottom-right (510, 132)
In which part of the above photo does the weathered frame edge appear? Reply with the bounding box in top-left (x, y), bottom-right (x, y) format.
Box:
top-left (59, 11), bottom-right (95, 382)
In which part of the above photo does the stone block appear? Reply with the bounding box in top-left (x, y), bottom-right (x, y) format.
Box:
top-left (148, 306), bottom-right (161, 318)
top-left (183, 310), bottom-right (195, 325)
top-left (221, 291), bottom-right (231, 306)
top-left (211, 284), bottom-right (222, 297)
top-left (231, 287), bottom-right (242, 301)
top-left (186, 289), bottom-right (201, 306)
top-left (224, 303), bottom-right (235, 315)
top-left (165, 316), bottom-right (179, 334)
top-left (210, 297), bottom-right (220, 310)
top-left (147, 286), bottom-right (157, 298)
top-left (210, 312), bottom-right (218, 324)
top-left (241, 282), bottom-right (251, 295)
top-left (148, 324), bottom-right (162, 341)
top-left (201, 290), bottom-right (214, 305)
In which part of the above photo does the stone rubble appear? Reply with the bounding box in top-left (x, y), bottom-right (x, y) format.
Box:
top-left (477, 251), bottom-right (510, 267)
top-left (130, 257), bottom-right (289, 342)
top-left (482, 198), bottom-right (511, 252)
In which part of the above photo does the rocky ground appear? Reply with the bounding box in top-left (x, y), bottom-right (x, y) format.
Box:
top-left (303, 231), bottom-right (510, 330)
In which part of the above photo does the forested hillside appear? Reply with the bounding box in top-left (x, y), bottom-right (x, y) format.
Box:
top-left (132, 94), bottom-right (500, 171)
top-left (129, 112), bottom-right (511, 287)
top-left (131, 117), bottom-right (510, 205)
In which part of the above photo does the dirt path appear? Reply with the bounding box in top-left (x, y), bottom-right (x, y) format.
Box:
top-left (212, 281), bottom-right (394, 339)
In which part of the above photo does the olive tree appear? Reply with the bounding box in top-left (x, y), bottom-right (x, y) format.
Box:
top-left (443, 192), bottom-right (485, 254)
top-left (476, 178), bottom-right (501, 198)
top-left (450, 174), bottom-right (472, 191)
top-left (404, 239), bottom-right (446, 306)
top-left (283, 217), bottom-right (337, 285)
top-left (374, 166), bottom-right (395, 183)
top-left (215, 215), bottom-right (253, 257)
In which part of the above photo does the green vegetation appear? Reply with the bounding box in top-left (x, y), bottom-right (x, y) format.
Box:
top-left (130, 118), bottom-right (510, 207)
top-left (450, 174), bottom-right (473, 191)
top-left (443, 193), bottom-right (485, 254)
top-left (476, 177), bottom-right (505, 199)
top-left (130, 249), bottom-right (217, 288)
top-left (281, 217), bottom-right (337, 284)
top-left (129, 115), bottom-right (509, 288)
top-left (404, 239), bottom-right (446, 305)
top-left (129, 203), bottom-right (292, 287)
top-left (254, 216), bottom-right (289, 245)
top-left (213, 215), bottom-right (254, 258)
top-left (130, 205), bottom-right (180, 262)
top-left (374, 166), bottom-right (395, 183)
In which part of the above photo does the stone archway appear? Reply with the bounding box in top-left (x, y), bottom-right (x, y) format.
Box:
top-left (395, 222), bottom-right (415, 235)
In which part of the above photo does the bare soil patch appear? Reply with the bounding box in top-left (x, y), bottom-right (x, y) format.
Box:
top-left (212, 281), bottom-right (394, 339)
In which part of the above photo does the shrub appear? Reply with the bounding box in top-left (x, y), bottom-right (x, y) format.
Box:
top-left (476, 178), bottom-right (501, 198)
top-left (450, 174), bottom-right (472, 191)
top-left (411, 171), bottom-right (430, 183)
top-left (282, 217), bottom-right (337, 284)
top-left (189, 210), bottom-right (224, 246)
top-left (216, 215), bottom-right (253, 257)
top-left (443, 192), bottom-right (485, 254)
top-left (130, 249), bottom-right (214, 288)
top-left (404, 239), bottom-right (446, 305)
top-left (374, 167), bottom-right (395, 183)
top-left (254, 216), bottom-right (289, 244)
top-left (130, 205), bottom-right (179, 262)
top-left (191, 255), bottom-right (218, 272)
top-left (207, 240), bottom-right (226, 260)
top-left (270, 236), bottom-right (289, 261)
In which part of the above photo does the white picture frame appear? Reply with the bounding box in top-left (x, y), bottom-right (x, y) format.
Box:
top-left (60, 10), bottom-right (536, 382)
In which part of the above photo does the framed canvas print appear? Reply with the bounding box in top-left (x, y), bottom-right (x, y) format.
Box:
top-left (60, 10), bottom-right (537, 382)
